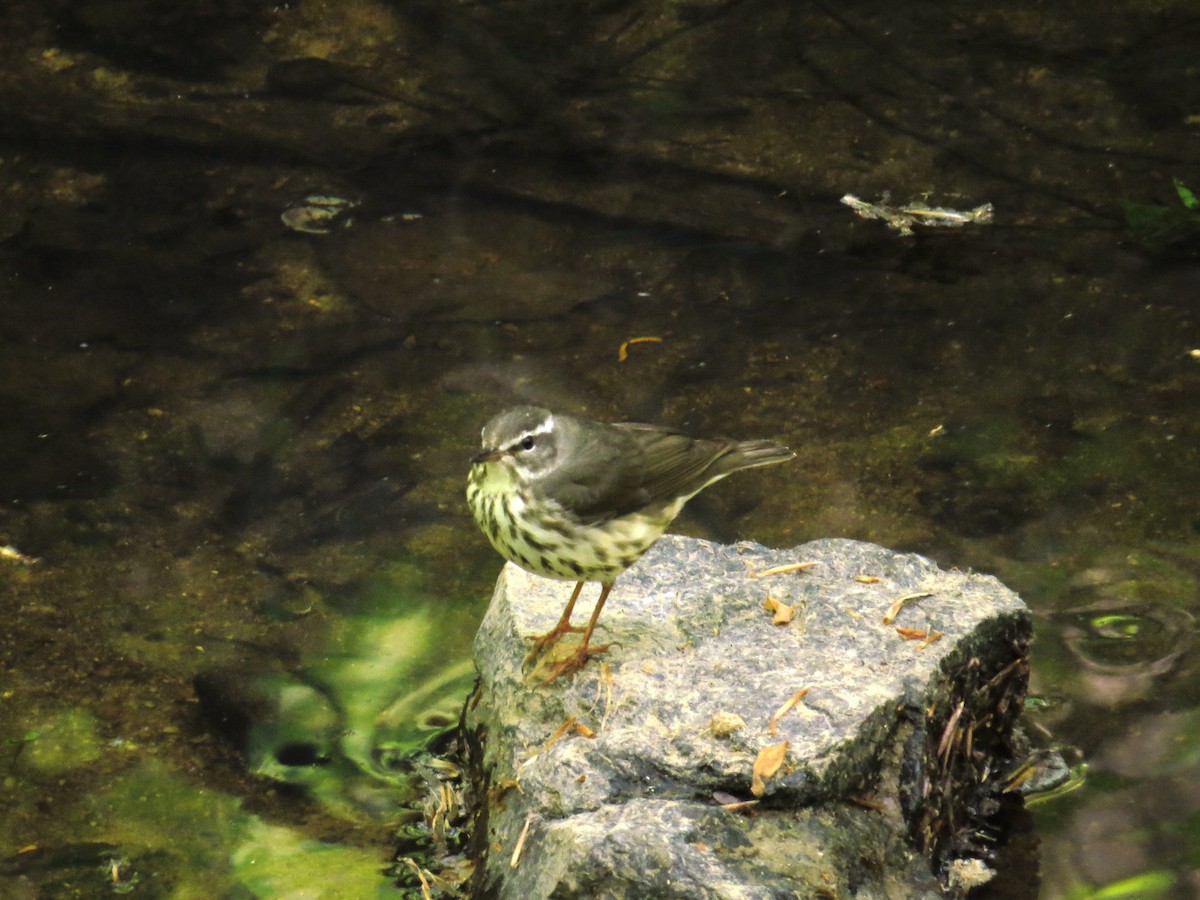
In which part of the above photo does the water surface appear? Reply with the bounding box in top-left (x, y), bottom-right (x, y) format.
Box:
top-left (2, 0), bottom-right (1198, 896)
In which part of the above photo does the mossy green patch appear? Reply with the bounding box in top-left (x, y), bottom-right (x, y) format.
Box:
top-left (18, 708), bottom-right (103, 775)
top-left (233, 818), bottom-right (397, 898)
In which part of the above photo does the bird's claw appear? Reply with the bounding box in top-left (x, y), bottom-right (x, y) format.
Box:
top-left (522, 623), bottom-right (586, 668)
top-left (538, 642), bottom-right (610, 685)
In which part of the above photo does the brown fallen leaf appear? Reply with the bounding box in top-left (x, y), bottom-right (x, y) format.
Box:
top-left (895, 626), bottom-right (929, 641)
top-left (748, 561), bottom-right (818, 579)
top-left (617, 335), bottom-right (663, 362)
top-left (595, 661), bottom-right (614, 731)
top-left (882, 591), bottom-right (932, 625)
top-left (750, 740), bottom-right (790, 797)
top-left (1002, 761), bottom-right (1037, 793)
top-left (763, 595), bottom-right (794, 625)
top-left (849, 793), bottom-right (887, 812)
top-left (542, 717), bottom-right (577, 752)
top-left (916, 630), bottom-right (944, 650)
top-left (855, 575), bottom-right (881, 584)
top-left (717, 796), bottom-right (760, 814)
top-left (510, 813), bottom-right (535, 868)
top-left (768, 688), bottom-right (810, 736)
top-left (938, 702), bottom-right (965, 760)
top-left (488, 778), bottom-right (523, 803)
top-left (399, 858), bottom-right (434, 900)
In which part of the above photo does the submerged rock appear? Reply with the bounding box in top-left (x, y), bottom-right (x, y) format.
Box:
top-left (464, 535), bottom-right (1031, 898)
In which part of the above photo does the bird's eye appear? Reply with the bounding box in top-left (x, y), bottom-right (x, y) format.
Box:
top-left (520, 435), bottom-right (535, 451)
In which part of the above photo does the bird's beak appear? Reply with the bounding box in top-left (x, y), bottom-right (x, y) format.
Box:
top-left (471, 447), bottom-right (503, 465)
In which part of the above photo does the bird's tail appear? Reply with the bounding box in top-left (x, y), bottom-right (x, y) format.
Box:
top-left (722, 439), bottom-right (796, 475)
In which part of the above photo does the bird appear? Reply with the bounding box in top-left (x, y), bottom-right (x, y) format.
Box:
top-left (466, 405), bottom-right (795, 683)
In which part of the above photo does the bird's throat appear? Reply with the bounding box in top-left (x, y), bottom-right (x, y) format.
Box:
top-left (470, 461), bottom-right (519, 495)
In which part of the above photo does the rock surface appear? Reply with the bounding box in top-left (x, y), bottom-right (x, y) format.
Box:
top-left (464, 535), bottom-right (1031, 898)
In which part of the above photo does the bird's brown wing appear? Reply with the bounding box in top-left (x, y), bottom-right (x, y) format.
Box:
top-left (545, 419), bottom-right (790, 524)
top-left (536, 419), bottom-right (661, 524)
top-left (611, 423), bottom-right (744, 507)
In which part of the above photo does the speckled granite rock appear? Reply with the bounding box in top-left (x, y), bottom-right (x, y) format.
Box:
top-left (463, 535), bottom-right (1031, 898)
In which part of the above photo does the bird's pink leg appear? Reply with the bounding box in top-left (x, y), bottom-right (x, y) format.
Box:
top-left (539, 582), bottom-right (614, 684)
top-left (522, 581), bottom-right (587, 667)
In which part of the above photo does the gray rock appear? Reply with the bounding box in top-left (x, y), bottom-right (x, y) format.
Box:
top-left (464, 535), bottom-right (1031, 898)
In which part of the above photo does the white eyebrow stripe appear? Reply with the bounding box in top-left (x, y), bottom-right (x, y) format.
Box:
top-left (528, 415), bottom-right (555, 438)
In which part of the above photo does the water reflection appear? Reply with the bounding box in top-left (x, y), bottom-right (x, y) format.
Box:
top-left (1023, 549), bottom-right (1200, 898)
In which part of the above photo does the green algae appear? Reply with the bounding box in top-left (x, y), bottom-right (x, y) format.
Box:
top-left (231, 599), bottom-right (475, 824)
top-left (16, 708), bottom-right (103, 775)
top-left (1074, 869), bottom-right (1176, 899)
top-left (2, 757), bottom-right (401, 897)
top-left (84, 761), bottom-right (245, 854)
top-left (233, 818), bottom-right (397, 899)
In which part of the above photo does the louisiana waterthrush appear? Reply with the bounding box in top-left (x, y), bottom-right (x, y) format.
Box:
top-left (467, 405), bottom-right (795, 683)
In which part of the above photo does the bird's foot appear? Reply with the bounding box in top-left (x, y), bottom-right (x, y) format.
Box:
top-left (538, 641), bottom-right (610, 685)
top-left (522, 622), bottom-right (586, 669)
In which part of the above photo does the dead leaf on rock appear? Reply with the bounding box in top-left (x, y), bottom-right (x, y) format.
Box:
top-left (750, 740), bottom-right (789, 797)
top-left (917, 630), bottom-right (944, 650)
top-left (763, 595), bottom-right (794, 625)
top-left (768, 688), bottom-right (810, 736)
top-left (882, 591), bottom-right (932, 625)
top-left (714, 790), bottom-right (760, 814)
top-left (747, 561), bottom-right (818, 578)
top-left (510, 813), bottom-right (535, 868)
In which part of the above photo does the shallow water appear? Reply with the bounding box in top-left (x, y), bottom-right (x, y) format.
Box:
top-left (1, 0), bottom-right (1198, 897)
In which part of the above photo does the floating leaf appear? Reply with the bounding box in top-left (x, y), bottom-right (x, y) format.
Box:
top-left (1173, 177), bottom-right (1198, 210)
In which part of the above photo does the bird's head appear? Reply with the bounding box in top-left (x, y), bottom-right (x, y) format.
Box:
top-left (472, 406), bottom-right (562, 485)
